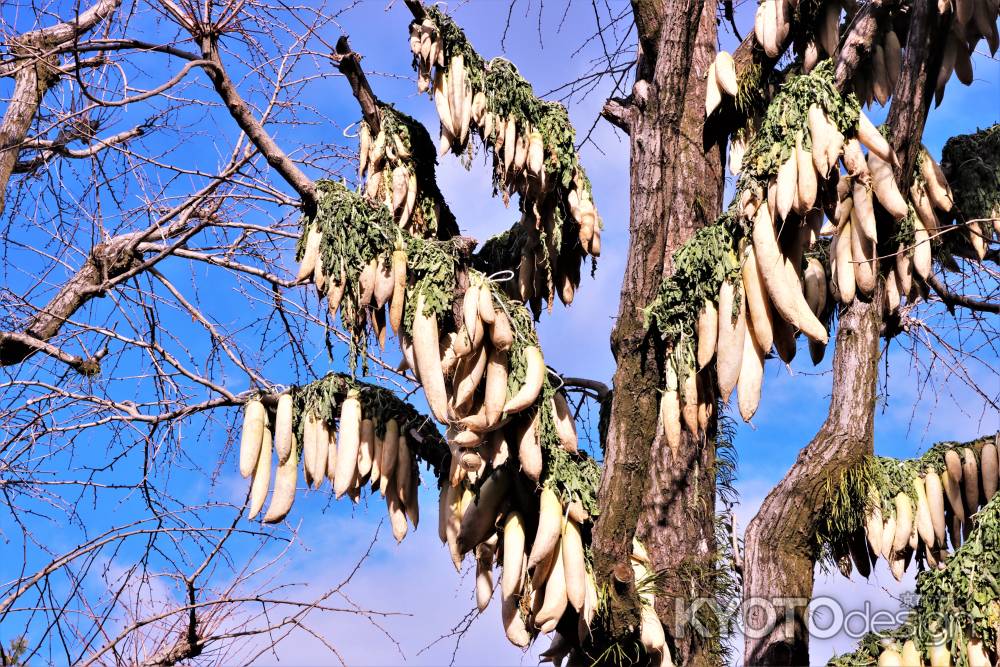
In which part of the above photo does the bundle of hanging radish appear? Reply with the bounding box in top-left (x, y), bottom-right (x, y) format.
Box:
top-left (396, 273), bottom-right (601, 648)
top-left (833, 440), bottom-right (1000, 667)
top-left (929, 0), bottom-right (999, 107)
top-left (439, 474), bottom-right (600, 649)
top-left (237, 390), bottom-right (423, 540)
top-left (687, 55), bottom-right (993, 436)
top-left (509, 197), bottom-right (595, 316)
top-left (877, 632), bottom-right (994, 667)
top-left (399, 273), bottom-right (582, 473)
top-left (296, 216), bottom-right (409, 350)
top-left (355, 104), bottom-right (456, 239)
top-left (407, 10), bottom-right (601, 314)
top-left (738, 0), bottom-right (997, 107)
top-left (631, 540), bottom-right (676, 667)
top-left (358, 119), bottom-right (423, 233)
top-left (834, 440), bottom-right (999, 584)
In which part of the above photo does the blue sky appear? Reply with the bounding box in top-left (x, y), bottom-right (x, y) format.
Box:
top-left (1, 0), bottom-right (997, 664)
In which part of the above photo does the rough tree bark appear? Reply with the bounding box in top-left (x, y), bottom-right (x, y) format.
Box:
top-left (741, 0), bottom-right (946, 662)
top-left (0, 0), bottom-right (122, 216)
top-left (741, 296), bottom-right (883, 665)
top-left (592, 0), bottom-right (725, 664)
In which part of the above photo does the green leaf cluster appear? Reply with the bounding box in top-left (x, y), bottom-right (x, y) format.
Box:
top-left (292, 372), bottom-right (450, 478)
top-left (741, 59), bottom-right (860, 182)
top-left (374, 103), bottom-right (457, 237)
top-left (301, 180), bottom-right (460, 369)
top-left (643, 213), bottom-right (743, 377)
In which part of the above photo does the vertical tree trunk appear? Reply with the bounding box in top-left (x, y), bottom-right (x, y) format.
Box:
top-left (741, 296), bottom-right (883, 665)
top-left (592, 0), bottom-right (724, 664)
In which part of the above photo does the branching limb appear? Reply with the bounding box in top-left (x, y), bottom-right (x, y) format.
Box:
top-left (561, 377), bottom-right (611, 401)
top-left (331, 37), bottom-right (381, 133)
top-left (601, 97), bottom-right (634, 134)
top-left (0, 331), bottom-right (106, 375)
top-left (403, 0), bottom-right (427, 20)
top-left (193, 40), bottom-right (317, 212)
top-left (0, 156), bottom-right (249, 370)
top-left (926, 274), bottom-right (1000, 314)
top-left (13, 125), bottom-right (146, 172)
top-left (0, 0), bottom-right (123, 214)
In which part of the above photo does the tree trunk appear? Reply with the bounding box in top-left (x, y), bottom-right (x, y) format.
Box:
top-left (741, 295), bottom-right (883, 665)
top-left (592, 0), bottom-right (725, 663)
top-left (741, 3), bottom-right (945, 662)
top-left (0, 41), bottom-right (56, 217)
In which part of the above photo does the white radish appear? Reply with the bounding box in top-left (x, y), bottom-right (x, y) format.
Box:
top-left (865, 503), bottom-right (883, 556)
top-left (534, 528), bottom-right (568, 633)
top-left (851, 179), bottom-right (878, 244)
top-left (528, 487), bottom-right (563, 570)
top-left (924, 470), bottom-right (946, 547)
top-left (502, 592), bottom-right (532, 647)
top-left (776, 151), bottom-right (798, 221)
top-left (552, 391), bottom-right (579, 453)
top-left (705, 62), bottom-right (722, 116)
top-left (796, 135), bottom-right (817, 211)
top-left (263, 432), bottom-right (298, 524)
top-left (302, 411), bottom-right (318, 487)
top-left (878, 648), bottom-right (903, 666)
top-left (297, 228), bottom-right (322, 281)
top-left (239, 399), bottom-right (266, 478)
top-left (752, 203), bottom-right (828, 343)
top-left (696, 300), bottom-right (719, 369)
top-left (273, 393), bottom-right (294, 464)
top-left (913, 475), bottom-right (936, 547)
top-left (715, 280), bottom-right (746, 402)
top-left (248, 420), bottom-right (273, 520)
top-left (475, 539), bottom-right (496, 611)
top-left (850, 209), bottom-right (877, 296)
top-left (857, 112), bottom-right (897, 167)
top-left (835, 220), bottom-right (856, 304)
top-left (518, 409), bottom-right (543, 481)
top-left (804, 257), bottom-right (827, 316)
top-left (980, 442), bottom-right (998, 501)
top-left (333, 390), bottom-right (361, 499)
top-left (483, 347), bottom-right (509, 427)
top-left (962, 448), bottom-right (979, 513)
top-left (912, 217), bottom-right (932, 280)
top-left (413, 293), bottom-right (449, 423)
top-left (891, 492), bottom-right (913, 554)
top-left (967, 638), bottom-right (990, 667)
top-left (458, 469), bottom-right (510, 553)
top-left (868, 151), bottom-right (908, 219)
top-left (737, 320), bottom-right (765, 422)
top-left (385, 475), bottom-right (408, 542)
top-left (901, 641), bottom-right (921, 667)
top-left (742, 245), bottom-right (775, 354)
top-left (358, 418), bottom-right (374, 479)
top-left (920, 152), bottom-right (954, 211)
top-left (502, 512), bottom-right (526, 598)
top-left (715, 51), bottom-right (738, 96)
top-left (562, 519), bottom-right (587, 612)
top-left (503, 346), bottom-right (545, 413)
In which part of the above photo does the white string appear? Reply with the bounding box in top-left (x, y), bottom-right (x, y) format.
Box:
top-left (343, 121), bottom-right (361, 139)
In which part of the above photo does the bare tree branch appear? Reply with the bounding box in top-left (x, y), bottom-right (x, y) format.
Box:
top-left (332, 36), bottom-right (381, 133)
top-left (926, 274), bottom-right (1000, 314)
